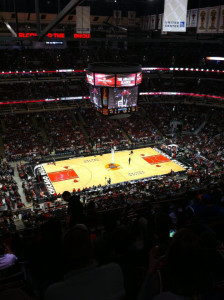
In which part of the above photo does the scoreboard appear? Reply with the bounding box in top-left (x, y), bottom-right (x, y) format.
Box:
top-left (86, 63), bottom-right (142, 115)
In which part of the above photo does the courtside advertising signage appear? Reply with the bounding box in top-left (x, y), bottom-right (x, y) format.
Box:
top-left (163, 0), bottom-right (188, 32)
top-left (136, 72), bottom-right (142, 85)
top-left (86, 71), bottom-right (94, 85)
top-left (116, 74), bottom-right (136, 87)
top-left (18, 32), bottom-right (65, 38)
top-left (95, 74), bottom-right (115, 87)
top-left (74, 33), bottom-right (91, 39)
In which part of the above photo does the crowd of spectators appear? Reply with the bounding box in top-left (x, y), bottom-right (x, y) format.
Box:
top-left (1, 35), bottom-right (224, 300)
top-left (83, 109), bottom-right (130, 151)
top-left (0, 173), bottom-right (223, 299)
top-left (0, 103), bottom-right (224, 299)
top-left (147, 103), bottom-right (209, 135)
top-left (42, 110), bottom-right (91, 156)
top-left (120, 112), bottom-right (161, 145)
top-left (2, 114), bottom-right (47, 161)
top-left (1, 43), bottom-right (224, 72)
top-left (148, 76), bottom-right (224, 98)
top-left (0, 80), bottom-right (89, 101)
top-left (0, 162), bottom-right (23, 211)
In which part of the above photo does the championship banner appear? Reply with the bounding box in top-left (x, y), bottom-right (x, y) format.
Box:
top-left (189, 9), bottom-right (198, 27)
top-left (163, 0), bottom-right (188, 32)
top-left (207, 6), bottom-right (219, 33)
top-left (128, 11), bottom-right (136, 26)
top-left (113, 10), bottom-right (122, 26)
top-left (186, 10), bottom-right (190, 27)
top-left (76, 6), bottom-right (90, 34)
top-left (150, 15), bottom-right (156, 30)
top-left (158, 14), bottom-right (163, 30)
top-left (197, 8), bottom-right (209, 33)
top-left (218, 5), bottom-right (224, 33)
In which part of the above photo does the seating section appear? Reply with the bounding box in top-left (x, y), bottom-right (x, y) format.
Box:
top-left (42, 110), bottom-right (91, 155)
top-left (2, 114), bottom-right (46, 160)
top-left (83, 110), bottom-right (129, 151)
top-left (120, 112), bottom-right (161, 144)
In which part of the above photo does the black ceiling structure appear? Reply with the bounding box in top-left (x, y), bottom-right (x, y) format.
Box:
top-left (1, 0), bottom-right (224, 16)
top-left (38, 0), bottom-right (84, 40)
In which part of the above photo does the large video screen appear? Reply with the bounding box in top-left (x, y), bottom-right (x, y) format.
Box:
top-left (95, 73), bottom-right (115, 87)
top-left (89, 86), bottom-right (102, 107)
top-left (136, 72), bottom-right (142, 85)
top-left (108, 86), bottom-right (138, 109)
top-left (116, 73), bottom-right (136, 87)
top-left (86, 71), bottom-right (94, 85)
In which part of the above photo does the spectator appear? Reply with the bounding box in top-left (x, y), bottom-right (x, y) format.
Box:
top-left (0, 239), bottom-right (18, 270)
top-left (62, 191), bottom-right (84, 226)
top-left (138, 229), bottom-right (213, 300)
top-left (45, 224), bottom-right (126, 300)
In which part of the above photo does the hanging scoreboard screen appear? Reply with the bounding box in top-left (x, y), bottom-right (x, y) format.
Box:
top-left (116, 73), bottom-right (136, 87)
top-left (136, 72), bottom-right (142, 85)
top-left (94, 73), bottom-right (116, 87)
top-left (86, 63), bottom-right (142, 115)
top-left (86, 71), bottom-right (94, 85)
top-left (89, 86), bottom-right (102, 108)
top-left (108, 86), bottom-right (138, 109)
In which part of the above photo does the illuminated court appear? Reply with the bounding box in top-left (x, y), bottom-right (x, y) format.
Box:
top-left (41, 147), bottom-right (185, 194)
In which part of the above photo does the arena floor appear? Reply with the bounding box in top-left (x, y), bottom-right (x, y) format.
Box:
top-left (41, 147), bottom-right (185, 194)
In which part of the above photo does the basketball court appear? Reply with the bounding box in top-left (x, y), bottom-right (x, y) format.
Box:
top-left (40, 147), bottom-right (185, 194)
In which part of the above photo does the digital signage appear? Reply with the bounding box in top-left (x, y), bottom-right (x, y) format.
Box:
top-left (86, 71), bottom-right (94, 85)
top-left (18, 32), bottom-right (65, 38)
top-left (89, 86), bottom-right (102, 107)
top-left (108, 86), bottom-right (138, 109)
top-left (136, 72), bottom-right (142, 85)
top-left (74, 33), bottom-right (91, 39)
top-left (116, 73), bottom-right (136, 87)
top-left (95, 74), bottom-right (115, 87)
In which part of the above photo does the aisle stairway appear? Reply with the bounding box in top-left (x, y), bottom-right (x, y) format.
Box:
top-left (77, 111), bottom-right (91, 143)
top-left (0, 134), bottom-right (5, 159)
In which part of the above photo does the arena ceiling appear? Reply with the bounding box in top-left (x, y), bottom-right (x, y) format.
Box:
top-left (1, 0), bottom-right (224, 16)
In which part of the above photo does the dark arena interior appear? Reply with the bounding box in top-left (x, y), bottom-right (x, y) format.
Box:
top-left (0, 0), bottom-right (224, 299)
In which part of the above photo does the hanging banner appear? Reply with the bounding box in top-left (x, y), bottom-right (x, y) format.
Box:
top-left (150, 15), bottom-right (156, 30)
top-left (128, 11), bottom-right (136, 26)
top-left (145, 15), bottom-right (151, 31)
top-left (207, 6), bottom-right (219, 33)
top-left (186, 10), bottom-right (190, 27)
top-left (113, 10), bottom-right (122, 26)
top-left (76, 6), bottom-right (90, 34)
top-left (141, 16), bottom-right (145, 30)
top-left (189, 9), bottom-right (198, 27)
top-left (163, 0), bottom-right (188, 32)
top-left (218, 5), bottom-right (224, 33)
top-left (197, 8), bottom-right (209, 33)
top-left (158, 14), bottom-right (163, 30)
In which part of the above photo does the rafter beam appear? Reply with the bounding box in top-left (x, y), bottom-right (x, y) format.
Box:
top-left (38, 0), bottom-right (84, 41)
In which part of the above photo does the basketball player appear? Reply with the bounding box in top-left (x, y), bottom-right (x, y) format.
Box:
top-left (129, 157), bottom-right (131, 165)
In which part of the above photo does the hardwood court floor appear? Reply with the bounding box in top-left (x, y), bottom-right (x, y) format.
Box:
top-left (42, 147), bottom-right (185, 194)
